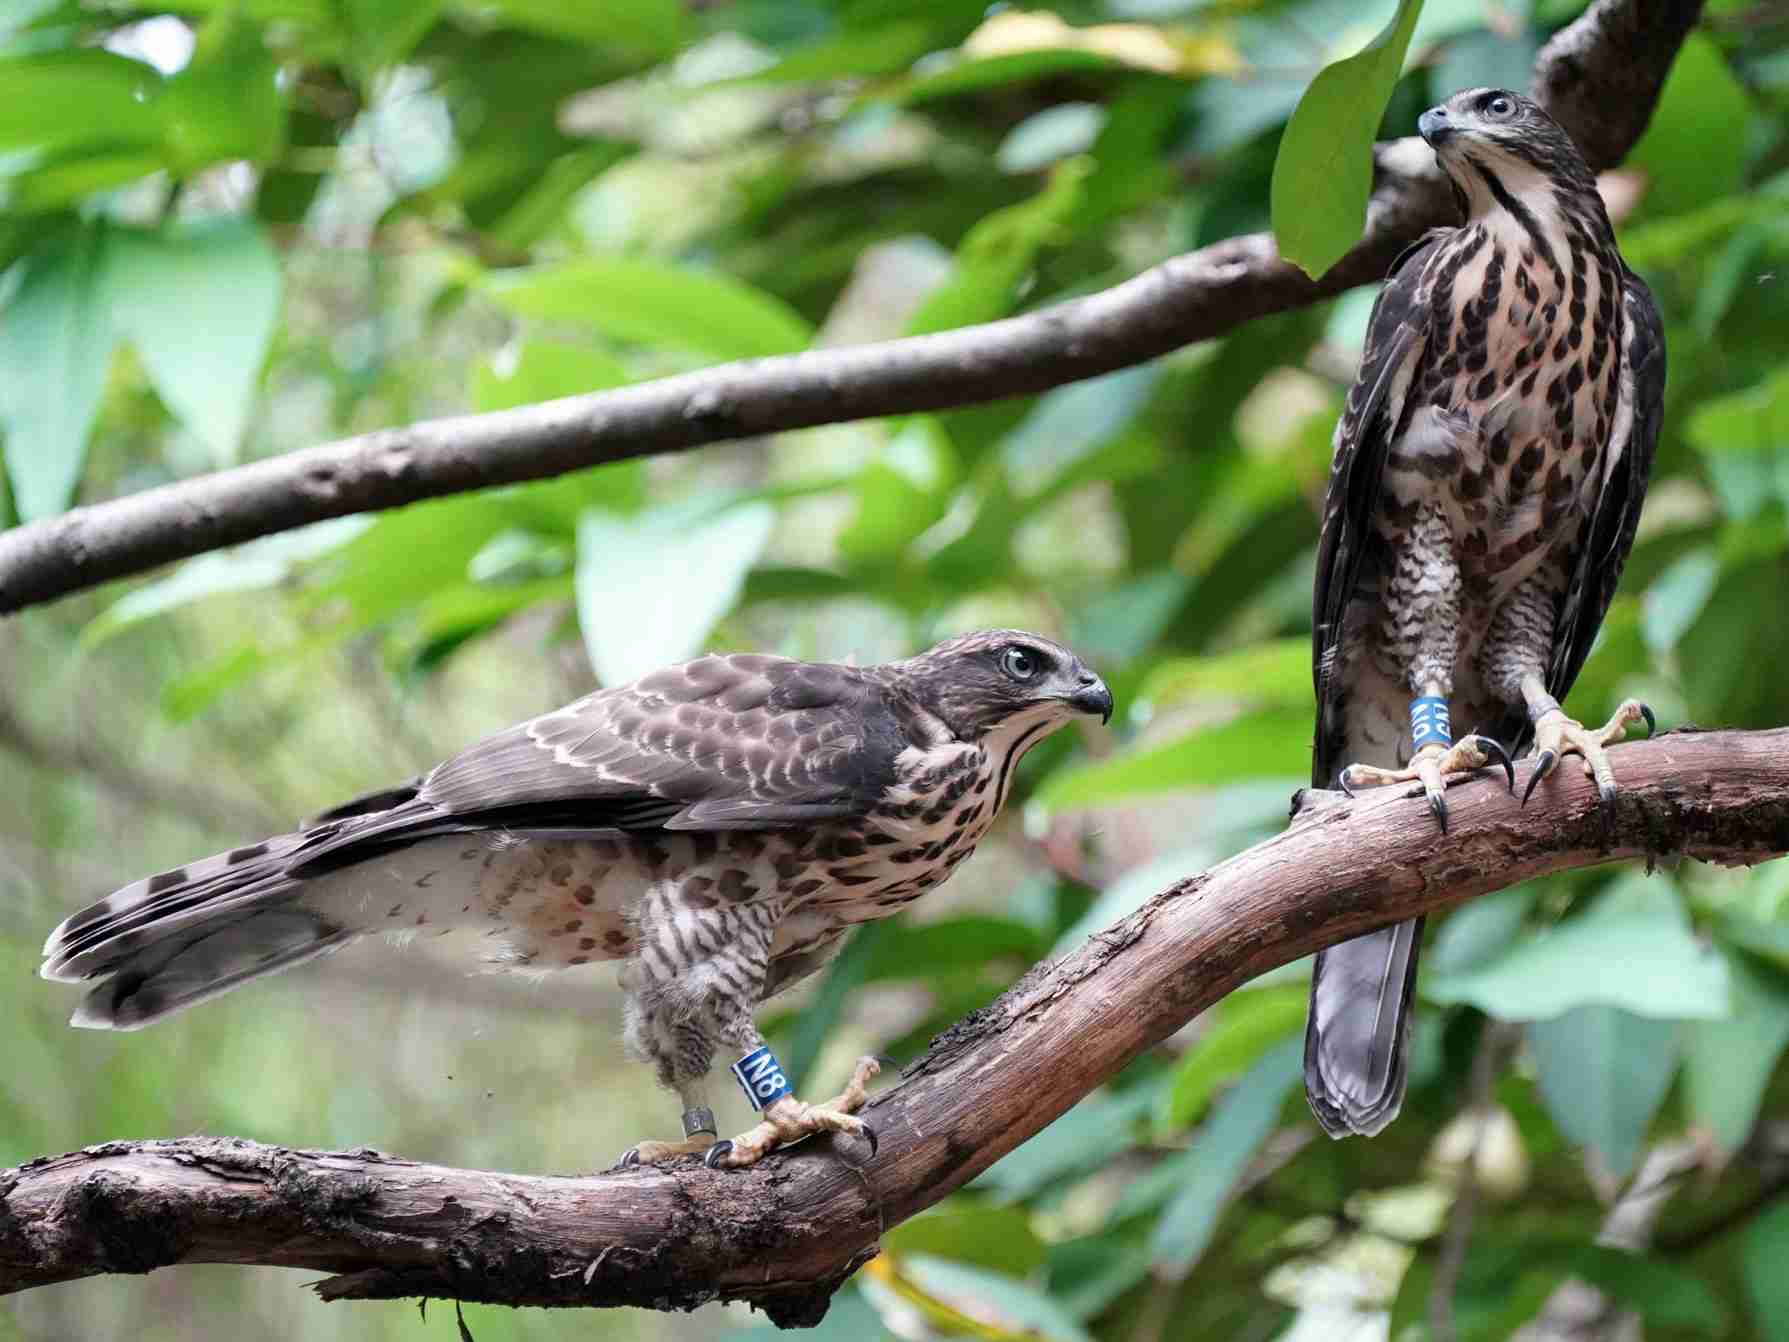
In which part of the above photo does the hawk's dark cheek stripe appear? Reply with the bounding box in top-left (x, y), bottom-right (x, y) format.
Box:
top-left (993, 720), bottom-right (1054, 811)
top-left (1476, 162), bottom-right (1559, 277)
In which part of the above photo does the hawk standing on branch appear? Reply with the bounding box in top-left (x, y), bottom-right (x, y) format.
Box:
top-left (42, 631), bottom-right (1112, 1168)
top-left (1303, 88), bottom-right (1665, 1136)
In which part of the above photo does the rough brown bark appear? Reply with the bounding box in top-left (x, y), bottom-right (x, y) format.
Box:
top-left (0, 0), bottom-right (1700, 616)
top-left (4, 727), bottom-right (1785, 1325)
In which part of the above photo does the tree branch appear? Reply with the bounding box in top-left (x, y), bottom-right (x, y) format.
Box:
top-left (0, 0), bottom-right (1700, 616)
top-left (4, 727), bottom-right (1784, 1324)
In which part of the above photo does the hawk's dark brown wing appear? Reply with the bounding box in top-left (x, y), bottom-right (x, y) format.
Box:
top-left (1311, 231), bottom-right (1445, 787)
top-left (289, 654), bottom-right (907, 874)
top-left (1544, 271), bottom-right (1666, 701)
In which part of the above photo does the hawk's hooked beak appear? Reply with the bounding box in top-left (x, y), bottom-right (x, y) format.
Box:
top-left (1064, 672), bottom-right (1114, 725)
top-left (1417, 106), bottom-right (1455, 147)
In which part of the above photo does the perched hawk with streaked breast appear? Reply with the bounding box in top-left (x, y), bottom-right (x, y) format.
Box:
top-left (42, 630), bottom-right (1111, 1168)
top-left (1303, 89), bottom-right (1665, 1137)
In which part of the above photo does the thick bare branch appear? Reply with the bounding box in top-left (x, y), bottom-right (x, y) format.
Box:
top-left (4, 727), bottom-right (1785, 1325)
top-left (0, 0), bottom-right (1699, 615)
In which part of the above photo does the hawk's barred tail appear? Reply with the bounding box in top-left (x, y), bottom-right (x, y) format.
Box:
top-left (1304, 917), bottom-right (1423, 1138)
top-left (39, 830), bottom-right (353, 1030)
top-left (68, 914), bottom-right (353, 1031)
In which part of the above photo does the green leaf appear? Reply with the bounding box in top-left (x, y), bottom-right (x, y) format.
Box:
top-left (1135, 639), bottom-right (1311, 714)
top-left (1160, 985), bottom-right (1307, 1131)
top-left (777, 921), bottom-right (885, 1094)
top-left (1565, 1244), bottom-right (1727, 1335)
top-left (1685, 949), bottom-right (1789, 1151)
top-left (1641, 549), bottom-right (1720, 655)
top-left (4, 148), bottom-right (167, 213)
top-left (105, 219), bottom-right (281, 467)
top-left (862, 916), bottom-right (1043, 981)
top-left (386, 574), bottom-right (572, 678)
top-left (1744, 1201), bottom-right (1789, 1342)
top-left (999, 365), bottom-right (1159, 496)
top-left (479, 0), bottom-right (687, 55)
top-left (1053, 848), bottom-right (1212, 955)
top-left (1627, 33), bottom-right (1752, 221)
top-left (1428, 887), bottom-right (1538, 976)
top-left (1149, 1036), bottom-right (1300, 1274)
top-left (1529, 1005), bottom-right (1680, 1178)
top-left (1686, 366), bottom-right (1789, 458)
top-left (158, 10), bottom-right (284, 170)
top-left (906, 159), bottom-right (1091, 335)
top-left (898, 1256), bottom-right (1093, 1342)
top-left (1036, 706), bottom-right (1310, 810)
top-left (160, 644), bottom-right (272, 722)
top-left (838, 462), bottom-right (944, 562)
top-left (975, 1087), bottom-right (1157, 1202)
top-left (575, 501), bottom-right (774, 684)
top-left (884, 1204), bottom-right (1047, 1279)
top-left (1392, 1237), bottom-right (1562, 1342)
top-left (1721, 914), bottom-right (1789, 974)
top-left (1426, 875), bottom-right (1728, 1021)
top-left (343, 0), bottom-right (442, 72)
top-left (82, 518), bottom-right (368, 647)
top-left (309, 492), bottom-right (528, 629)
top-left (471, 341), bottom-right (629, 413)
top-left (0, 224), bottom-right (113, 520)
top-left (487, 142), bottom-right (635, 251)
top-left (1270, 0), bottom-right (1426, 278)
top-left (0, 50), bottom-right (163, 155)
top-left (901, 50), bottom-right (1117, 105)
top-left (996, 103), bottom-right (1106, 174)
top-left (487, 258), bottom-right (813, 360)
top-left (1405, 1235), bottom-right (1727, 1342)
top-left (742, 20), bottom-right (936, 84)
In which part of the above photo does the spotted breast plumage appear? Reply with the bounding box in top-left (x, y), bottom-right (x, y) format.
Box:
top-left (42, 630), bottom-right (1112, 1167)
top-left (1303, 89), bottom-right (1665, 1138)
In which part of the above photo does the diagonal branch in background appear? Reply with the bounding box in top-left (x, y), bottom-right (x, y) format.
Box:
top-left (4, 727), bottom-right (1785, 1325)
top-left (0, 0), bottom-right (1700, 616)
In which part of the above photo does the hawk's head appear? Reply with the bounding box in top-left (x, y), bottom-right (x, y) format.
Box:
top-left (892, 630), bottom-right (1113, 740)
top-left (1417, 88), bottom-right (1604, 226)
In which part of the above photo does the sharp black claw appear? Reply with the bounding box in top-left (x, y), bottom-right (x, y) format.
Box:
top-left (874, 1053), bottom-right (898, 1070)
top-left (1474, 735), bottom-right (1515, 794)
top-left (703, 1140), bottom-right (734, 1170)
top-left (1640, 704), bottom-right (1656, 737)
top-left (1338, 770), bottom-right (1356, 799)
top-left (1523, 750), bottom-right (1557, 806)
top-left (621, 1148), bottom-right (641, 1168)
top-left (1428, 789), bottom-right (1449, 834)
top-left (861, 1123), bottom-right (879, 1158)
top-left (1598, 780), bottom-right (1619, 808)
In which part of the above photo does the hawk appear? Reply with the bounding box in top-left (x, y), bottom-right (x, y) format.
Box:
top-left (42, 630), bottom-right (1112, 1168)
top-left (1303, 89), bottom-right (1665, 1137)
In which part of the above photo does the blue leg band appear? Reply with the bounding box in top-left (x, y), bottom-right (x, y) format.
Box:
top-left (1410, 696), bottom-right (1452, 750)
top-left (731, 1046), bottom-right (793, 1110)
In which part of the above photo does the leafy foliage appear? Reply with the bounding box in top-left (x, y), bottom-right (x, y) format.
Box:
top-left (1, 1), bottom-right (1787, 1340)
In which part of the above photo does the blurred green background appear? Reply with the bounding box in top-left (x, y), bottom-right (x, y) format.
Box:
top-left (2, 0), bottom-right (1787, 1339)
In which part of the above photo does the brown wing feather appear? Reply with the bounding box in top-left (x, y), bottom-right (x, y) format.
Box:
top-left (288, 653), bottom-right (906, 875)
top-left (1311, 232), bottom-right (1445, 786)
